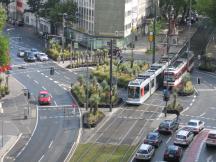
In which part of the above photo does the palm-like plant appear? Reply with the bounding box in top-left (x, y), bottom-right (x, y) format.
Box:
top-left (89, 94), bottom-right (100, 115)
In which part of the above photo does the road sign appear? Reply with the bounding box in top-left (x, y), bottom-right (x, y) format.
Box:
top-left (74, 42), bottom-right (79, 49)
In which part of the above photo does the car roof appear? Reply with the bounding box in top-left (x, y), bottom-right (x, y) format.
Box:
top-left (189, 119), bottom-right (200, 123)
top-left (209, 130), bottom-right (216, 134)
top-left (39, 90), bottom-right (49, 94)
top-left (177, 130), bottom-right (190, 136)
top-left (139, 144), bottom-right (151, 150)
top-left (161, 120), bottom-right (173, 124)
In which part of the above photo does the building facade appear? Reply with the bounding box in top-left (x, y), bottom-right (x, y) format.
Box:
top-left (71, 0), bottom-right (154, 49)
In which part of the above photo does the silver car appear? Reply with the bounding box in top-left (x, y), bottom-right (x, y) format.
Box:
top-left (37, 53), bottom-right (49, 61)
top-left (135, 144), bottom-right (155, 160)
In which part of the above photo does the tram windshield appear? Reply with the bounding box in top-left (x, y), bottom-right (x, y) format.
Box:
top-left (128, 86), bottom-right (140, 98)
top-left (165, 73), bottom-right (175, 82)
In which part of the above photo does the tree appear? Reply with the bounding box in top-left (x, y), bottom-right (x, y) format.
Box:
top-left (0, 0), bottom-right (10, 16)
top-left (196, 0), bottom-right (216, 23)
top-left (0, 6), bottom-right (7, 30)
top-left (27, 0), bottom-right (43, 33)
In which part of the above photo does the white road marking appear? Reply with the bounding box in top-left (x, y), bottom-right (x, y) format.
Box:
top-left (190, 103), bottom-right (193, 106)
top-left (63, 87), bottom-right (67, 90)
top-left (42, 86), bottom-right (46, 90)
top-left (55, 71), bottom-right (60, 75)
top-left (210, 107), bottom-right (216, 110)
top-left (48, 140), bottom-right (53, 148)
top-left (197, 89), bottom-right (216, 92)
top-left (49, 78), bottom-right (53, 81)
top-left (37, 70), bottom-right (40, 73)
top-left (54, 81), bottom-right (59, 84)
top-left (200, 112), bottom-right (206, 117)
top-left (54, 101), bottom-right (57, 106)
top-left (74, 72), bottom-right (77, 75)
top-left (192, 99), bottom-right (195, 102)
top-left (38, 154), bottom-right (44, 162)
top-left (34, 80), bottom-right (39, 84)
top-left (195, 141), bottom-right (205, 162)
top-left (166, 137), bottom-right (172, 144)
top-left (45, 75), bottom-right (48, 78)
top-left (26, 74), bottom-right (31, 78)
top-left (181, 106), bottom-right (190, 114)
top-left (41, 73), bottom-right (44, 75)
top-left (64, 76), bottom-right (70, 80)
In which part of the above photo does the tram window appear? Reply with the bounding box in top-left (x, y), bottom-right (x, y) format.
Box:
top-left (128, 87), bottom-right (140, 98)
top-left (144, 84), bottom-right (149, 94)
top-left (151, 80), bottom-right (154, 88)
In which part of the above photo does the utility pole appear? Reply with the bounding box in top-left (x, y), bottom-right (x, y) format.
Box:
top-left (62, 13), bottom-right (67, 63)
top-left (109, 39), bottom-right (113, 112)
top-left (187, 0), bottom-right (192, 70)
top-left (152, 0), bottom-right (156, 64)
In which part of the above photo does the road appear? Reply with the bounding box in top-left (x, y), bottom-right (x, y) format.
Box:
top-left (4, 25), bottom-right (81, 162)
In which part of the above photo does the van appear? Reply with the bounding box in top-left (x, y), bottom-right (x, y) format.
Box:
top-left (206, 130), bottom-right (216, 147)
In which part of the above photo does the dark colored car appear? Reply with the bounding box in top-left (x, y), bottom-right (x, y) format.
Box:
top-left (158, 118), bottom-right (179, 134)
top-left (164, 145), bottom-right (183, 162)
top-left (144, 132), bottom-right (162, 147)
top-left (24, 53), bottom-right (37, 62)
top-left (16, 20), bottom-right (24, 26)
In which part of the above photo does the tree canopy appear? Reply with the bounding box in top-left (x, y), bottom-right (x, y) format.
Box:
top-left (0, 6), bottom-right (7, 30)
top-left (195, 0), bottom-right (216, 23)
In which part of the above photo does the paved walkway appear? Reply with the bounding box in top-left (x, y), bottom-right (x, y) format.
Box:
top-left (0, 76), bottom-right (36, 161)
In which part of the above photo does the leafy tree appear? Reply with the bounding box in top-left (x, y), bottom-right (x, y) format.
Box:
top-left (0, 6), bottom-right (7, 30)
top-left (196, 0), bottom-right (216, 23)
top-left (27, 0), bottom-right (43, 32)
top-left (0, 0), bottom-right (10, 15)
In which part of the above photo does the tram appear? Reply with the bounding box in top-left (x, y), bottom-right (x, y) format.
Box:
top-left (126, 63), bottom-right (167, 105)
top-left (163, 51), bottom-right (194, 87)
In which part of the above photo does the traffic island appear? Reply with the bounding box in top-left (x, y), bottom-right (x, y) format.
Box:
top-left (83, 111), bottom-right (105, 128)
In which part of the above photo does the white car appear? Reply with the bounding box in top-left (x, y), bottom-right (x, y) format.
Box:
top-left (17, 49), bottom-right (25, 57)
top-left (135, 144), bottom-right (155, 160)
top-left (186, 119), bottom-right (205, 133)
top-left (206, 130), bottom-right (216, 147)
top-left (37, 53), bottom-right (49, 61)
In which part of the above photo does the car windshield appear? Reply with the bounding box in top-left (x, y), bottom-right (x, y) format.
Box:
top-left (160, 122), bottom-right (170, 128)
top-left (167, 146), bottom-right (177, 154)
top-left (176, 135), bottom-right (186, 139)
top-left (147, 133), bottom-right (158, 140)
top-left (137, 149), bottom-right (148, 154)
top-left (188, 122), bottom-right (197, 126)
top-left (40, 93), bottom-right (49, 98)
top-left (208, 133), bottom-right (216, 139)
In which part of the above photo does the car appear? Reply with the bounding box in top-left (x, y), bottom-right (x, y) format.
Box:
top-left (144, 132), bottom-right (162, 147)
top-left (158, 118), bottom-right (179, 134)
top-left (31, 48), bottom-right (38, 52)
top-left (186, 119), bottom-right (205, 134)
top-left (24, 54), bottom-right (37, 62)
top-left (38, 91), bottom-right (51, 105)
top-left (135, 144), bottom-right (155, 160)
top-left (206, 130), bottom-right (216, 147)
top-left (174, 129), bottom-right (194, 146)
top-left (17, 48), bottom-right (25, 57)
top-left (37, 52), bottom-right (49, 61)
top-left (163, 145), bottom-right (183, 162)
top-left (16, 20), bottom-right (24, 26)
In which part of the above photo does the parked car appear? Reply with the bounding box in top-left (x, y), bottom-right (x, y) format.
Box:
top-left (17, 48), bottom-right (25, 57)
top-left (163, 145), bottom-right (183, 162)
top-left (37, 52), bottom-right (49, 61)
top-left (174, 129), bottom-right (194, 146)
top-left (144, 132), bottom-right (162, 148)
top-left (135, 144), bottom-right (155, 160)
top-left (206, 130), bottom-right (216, 147)
top-left (158, 118), bottom-right (179, 134)
top-left (38, 90), bottom-right (51, 105)
top-left (24, 53), bottom-right (37, 62)
top-left (186, 119), bottom-right (205, 134)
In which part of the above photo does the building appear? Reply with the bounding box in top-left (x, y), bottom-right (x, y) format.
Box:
top-left (71, 0), bottom-right (154, 49)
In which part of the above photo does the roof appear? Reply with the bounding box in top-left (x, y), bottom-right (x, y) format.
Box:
top-left (177, 130), bottom-right (189, 136)
top-left (209, 130), bottom-right (216, 134)
top-left (39, 90), bottom-right (49, 94)
top-left (139, 144), bottom-right (151, 150)
top-left (188, 119), bottom-right (200, 123)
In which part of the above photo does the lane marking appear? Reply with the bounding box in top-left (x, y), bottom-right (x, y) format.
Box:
top-left (54, 101), bottom-right (57, 106)
top-left (37, 70), bottom-right (40, 73)
top-left (45, 75), bottom-right (48, 78)
top-left (34, 80), bottom-right (39, 84)
top-left (200, 112), bottom-right (206, 117)
top-left (166, 137), bottom-right (172, 144)
top-left (192, 99), bottom-right (195, 102)
top-left (38, 154), bottom-right (44, 162)
top-left (48, 140), bottom-right (53, 148)
top-left (54, 81), bottom-right (59, 84)
top-left (64, 76), bottom-right (70, 80)
top-left (56, 71), bottom-right (60, 75)
top-left (41, 73), bottom-right (44, 75)
top-left (42, 86), bottom-right (46, 90)
top-left (210, 107), bottom-right (216, 110)
top-left (190, 103), bottom-right (193, 106)
top-left (49, 78), bottom-right (53, 81)
top-left (26, 74), bottom-right (31, 78)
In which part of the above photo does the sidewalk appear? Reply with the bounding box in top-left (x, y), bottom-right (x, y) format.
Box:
top-left (0, 76), bottom-right (36, 161)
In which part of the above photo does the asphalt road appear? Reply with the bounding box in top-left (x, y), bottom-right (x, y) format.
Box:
top-left (4, 25), bottom-right (81, 162)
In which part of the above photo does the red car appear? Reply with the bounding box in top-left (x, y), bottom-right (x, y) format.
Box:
top-left (38, 91), bottom-right (51, 105)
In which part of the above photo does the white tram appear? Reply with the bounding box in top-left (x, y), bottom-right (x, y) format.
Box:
top-left (163, 51), bottom-right (194, 87)
top-left (126, 63), bottom-right (167, 105)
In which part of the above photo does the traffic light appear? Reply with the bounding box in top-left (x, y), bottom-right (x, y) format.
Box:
top-left (50, 67), bottom-right (54, 75)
